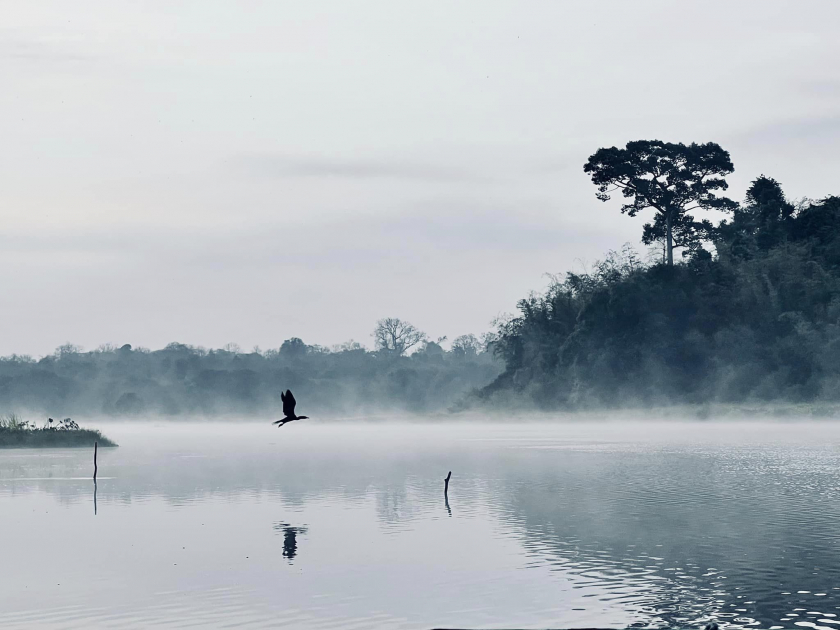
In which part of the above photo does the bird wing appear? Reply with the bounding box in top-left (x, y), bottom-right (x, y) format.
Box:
top-left (282, 389), bottom-right (297, 417)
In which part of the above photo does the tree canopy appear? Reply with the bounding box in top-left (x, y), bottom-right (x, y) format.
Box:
top-left (584, 140), bottom-right (737, 265)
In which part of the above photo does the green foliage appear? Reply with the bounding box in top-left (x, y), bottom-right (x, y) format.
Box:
top-left (484, 188), bottom-right (840, 409)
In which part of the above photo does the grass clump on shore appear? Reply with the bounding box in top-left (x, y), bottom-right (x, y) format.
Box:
top-left (0, 414), bottom-right (117, 448)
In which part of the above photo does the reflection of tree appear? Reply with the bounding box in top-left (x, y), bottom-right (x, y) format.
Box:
top-left (9, 431), bottom-right (442, 520)
top-left (374, 484), bottom-right (426, 528)
top-left (495, 448), bottom-right (840, 629)
top-left (274, 522), bottom-right (308, 562)
top-left (494, 464), bottom-right (724, 626)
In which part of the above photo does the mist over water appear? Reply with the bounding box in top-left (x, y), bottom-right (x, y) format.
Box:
top-left (3, 420), bottom-right (840, 629)
top-left (5, 3), bottom-right (840, 629)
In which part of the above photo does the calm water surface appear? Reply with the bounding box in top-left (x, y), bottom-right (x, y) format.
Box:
top-left (2, 421), bottom-right (840, 629)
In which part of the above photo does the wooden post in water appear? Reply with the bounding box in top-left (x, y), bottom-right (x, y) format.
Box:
top-left (93, 441), bottom-right (98, 481)
top-left (444, 471), bottom-right (452, 515)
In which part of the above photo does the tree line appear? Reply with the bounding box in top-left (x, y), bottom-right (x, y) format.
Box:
top-left (0, 321), bottom-right (500, 418)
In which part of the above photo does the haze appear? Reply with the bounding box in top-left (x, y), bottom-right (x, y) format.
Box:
top-left (3, 1), bottom-right (840, 356)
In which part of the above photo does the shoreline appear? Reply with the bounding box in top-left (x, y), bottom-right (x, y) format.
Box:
top-left (0, 427), bottom-right (117, 448)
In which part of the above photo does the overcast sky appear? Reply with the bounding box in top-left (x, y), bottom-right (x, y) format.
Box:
top-left (3, 1), bottom-right (840, 356)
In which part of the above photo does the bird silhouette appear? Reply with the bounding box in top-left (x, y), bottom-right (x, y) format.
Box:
top-left (272, 390), bottom-right (309, 427)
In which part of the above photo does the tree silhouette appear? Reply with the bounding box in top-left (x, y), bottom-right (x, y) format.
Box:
top-left (584, 140), bottom-right (736, 265)
top-left (451, 334), bottom-right (481, 357)
top-left (280, 337), bottom-right (307, 357)
top-left (373, 318), bottom-right (427, 356)
top-left (641, 213), bottom-right (715, 261)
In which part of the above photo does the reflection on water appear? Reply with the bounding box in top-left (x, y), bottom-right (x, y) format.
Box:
top-left (2, 421), bottom-right (840, 629)
top-left (274, 523), bottom-right (308, 562)
top-left (445, 470), bottom-right (452, 517)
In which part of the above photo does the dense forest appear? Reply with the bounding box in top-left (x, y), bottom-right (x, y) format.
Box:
top-left (482, 141), bottom-right (840, 409)
top-left (0, 328), bottom-right (500, 418)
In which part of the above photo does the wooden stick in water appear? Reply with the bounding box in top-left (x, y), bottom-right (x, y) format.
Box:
top-left (93, 441), bottom-right (98, 481)
top-left (444, 471), bottom-right (451, 496)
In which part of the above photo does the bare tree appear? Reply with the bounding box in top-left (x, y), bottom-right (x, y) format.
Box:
top-left (373, 318), bottom-right (427, 355)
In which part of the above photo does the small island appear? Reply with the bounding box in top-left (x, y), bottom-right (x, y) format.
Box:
top-left (0, 415), bottom-right (117, 448)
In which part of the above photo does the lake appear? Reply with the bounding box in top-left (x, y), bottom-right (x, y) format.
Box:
top-left (2, 420), bottom-right (840, 629)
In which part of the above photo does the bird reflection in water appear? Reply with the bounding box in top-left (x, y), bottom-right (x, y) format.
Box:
top-left (274, 522), bottom-right (308, 562)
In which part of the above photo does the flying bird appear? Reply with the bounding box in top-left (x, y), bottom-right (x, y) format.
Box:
top-left (273, 390), bottom-right (309, 427)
